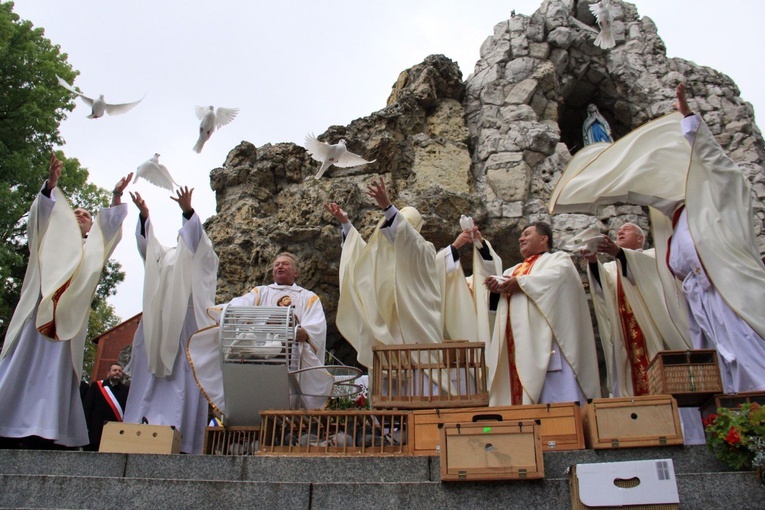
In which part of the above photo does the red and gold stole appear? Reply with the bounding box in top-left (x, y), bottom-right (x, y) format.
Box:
top-left (505, 253), bottom-right (542, 405)
top-left (37, 279), bottom-right (72, 340)
top-left (616, 276), bottom-right (650, 396)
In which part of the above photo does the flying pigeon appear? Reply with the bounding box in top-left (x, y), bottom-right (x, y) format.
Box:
top-left (459, 215), bottom-right (482, 248)
top-left (304, 134), bottom-right (375, 179)
top-left (56, 75), bottom-right (143, 119)
top-left (134, 153), bottom-right (179, 191)
top-left (589, 0), bottom-right (621, 50)
top-left (193, 106), bottom-right (239, 153)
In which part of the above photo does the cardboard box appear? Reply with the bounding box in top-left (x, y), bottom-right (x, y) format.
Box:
top-left (582, 396), bottom-right (683, 449)
top-left (570, 459), bottom-right (679, 509)
top-left (371, 342), bottom-right (488, 409)
top-left (647, 350), bottom-right (723, 407)
top-left (99, 422), bottom-right (182, 454)
top-left (440, 420), bottom-right (543, 481)
top-left (412, 402), bottom-right (584, 455)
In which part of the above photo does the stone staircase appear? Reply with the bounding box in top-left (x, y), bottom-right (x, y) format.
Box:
top-left (0, 446), bottom-right (762, 509)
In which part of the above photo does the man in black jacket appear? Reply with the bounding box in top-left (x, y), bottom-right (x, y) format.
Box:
top-left (82, 363), bottom-right (129, 451)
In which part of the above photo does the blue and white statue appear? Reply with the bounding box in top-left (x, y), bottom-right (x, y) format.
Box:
top-left (582, 104), bottom-right (613, 146)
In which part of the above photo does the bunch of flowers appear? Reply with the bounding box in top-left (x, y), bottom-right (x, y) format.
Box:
top-left (703, 402), bottom-right (765, 471)
top-left (326, 385), bottom-right (370, 411)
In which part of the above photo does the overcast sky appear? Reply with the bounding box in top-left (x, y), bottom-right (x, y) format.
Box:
top-left (10, 0), bottom-right (765, 321)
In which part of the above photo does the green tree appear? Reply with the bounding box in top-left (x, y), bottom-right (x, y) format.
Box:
top-left (0, 3), bottom-right (125, 345)
top-left (81, 300), bottom-right (122, 383)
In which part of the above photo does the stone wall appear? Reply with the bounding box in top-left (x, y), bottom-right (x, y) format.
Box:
top-left (205, 0), bottom-right (765, 360)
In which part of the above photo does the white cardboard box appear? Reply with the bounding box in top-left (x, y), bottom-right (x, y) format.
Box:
top-left (570, 459), bottom-right (679, 508)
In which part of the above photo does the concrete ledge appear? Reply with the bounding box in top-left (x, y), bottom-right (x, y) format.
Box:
top-left (0, 475), bottom-right (310, 510)
top-left (125, 454), bottom-right (245, 481)
top-left (243, 455), bottom-right (431, 483)
top-left (0, 450), bottom-right (126, 477)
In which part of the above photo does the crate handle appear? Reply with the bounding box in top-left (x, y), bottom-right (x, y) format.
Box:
top-left (471, 414), bottom-right (503, 423)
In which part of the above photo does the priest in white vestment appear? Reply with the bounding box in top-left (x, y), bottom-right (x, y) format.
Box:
top-left (584, 223), bottom-right (691, 397)
top-left (669, 84), bottom-right (765, 392)
top-left (186, 252), bottom-right (331, 415)
top-left (0, 154), bottom-right (130, 447)
top-left (480, 222), bottom-right (601, 406)
top-left (225, 252), bottom-right (330, 410)
top-left (325, 177), bottom-right (478, 369)
top-left (123, 187), bottom-right (218, 454)
top-left (549, 84), bottom-right (765, 394)
top-left (584, 222), bottom-right (706, 444)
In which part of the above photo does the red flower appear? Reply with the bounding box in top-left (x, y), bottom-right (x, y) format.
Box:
top-left (354, 393), bottom-right (367, 408)
top-left (702, 413), bottom-right (717, 428)
top-left (725, 426), bottom-right (741, 445)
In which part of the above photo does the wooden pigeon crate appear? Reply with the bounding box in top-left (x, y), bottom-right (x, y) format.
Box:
top-left (582, 395), bottom-right (684, 449)
top-left (203, 426), bottom-right (260, 455)
top-left (700, 391), bottom-right (765, 419)
top-left (440, 419), bottom-right (544, 481)
top-left (646, 349), bottom-right (723, 407)
top-left (371, 342), bottom-right (488, 409)
top-left (411, 402), bottom-right (584, 455)
top-left (259, 410), bottom-right (411, 455)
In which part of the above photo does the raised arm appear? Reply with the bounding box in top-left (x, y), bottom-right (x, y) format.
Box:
top-left (130, 191), bottom-right (150, 258)
top-left (111, 172), bottom-right (133, 207)
top-left (675, 83), bottom-right (692, 117)
top-left (42, 153), bottom-right (63, 197)
top-left (172, 186), bottom-right (203, 253)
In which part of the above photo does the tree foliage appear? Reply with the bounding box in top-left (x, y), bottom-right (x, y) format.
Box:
top-left (0, 3), bottom-right (124, 345)
top-left (81, 300), bottom-right (122, 382)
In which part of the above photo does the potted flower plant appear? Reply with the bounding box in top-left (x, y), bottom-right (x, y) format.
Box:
top-left (704, 402), bottom-right (765, 482)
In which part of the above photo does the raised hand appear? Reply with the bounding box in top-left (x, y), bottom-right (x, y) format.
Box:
top-left (171, 186), bottom-right (194, 215)
top-left (323, 202), bottom-right (349, 224)
top-left (675, 83), bottom-right (692, 117)
top-left (129, 191), bottom-right (149, 218)
top-left (47, 153), bottom-right (63, 190)
top-left (111, 172), bottom-right (133, 206)
top-left (366, 177), bottom-right (391, 209)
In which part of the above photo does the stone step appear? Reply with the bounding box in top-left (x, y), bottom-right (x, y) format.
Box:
top-left (0, 471), bottom-right (762, 509)
top-left (0, 447), bottom-right (762, 509)
top-left (0, 445), bottom-right (739, 483)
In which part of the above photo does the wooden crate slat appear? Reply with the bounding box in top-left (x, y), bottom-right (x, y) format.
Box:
top-left (371, 342), bottom-right (488, 410)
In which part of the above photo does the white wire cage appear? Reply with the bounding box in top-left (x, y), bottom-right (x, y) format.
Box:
top-left (218, 306), bottom-right (298, 426)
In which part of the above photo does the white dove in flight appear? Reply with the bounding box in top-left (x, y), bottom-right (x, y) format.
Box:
top-left (193, 106), bottom-right (239, 153)
top-left (56, 75), bottom-right (143, 119)
top-left (589, 0), bottom-right (621, 50)
top-left (134, 154), bottom-right (179, 191)
top-left (304, 134), bottom-right (376, 179)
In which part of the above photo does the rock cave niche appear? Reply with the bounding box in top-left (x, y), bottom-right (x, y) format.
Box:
top-left (557, 77), bottom-right (629, 155)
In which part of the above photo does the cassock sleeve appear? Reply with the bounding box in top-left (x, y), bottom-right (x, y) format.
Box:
top-left (179, 212), bottom-right (203, 254)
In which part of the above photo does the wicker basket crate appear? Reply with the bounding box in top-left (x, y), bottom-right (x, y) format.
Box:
top-left (371, 342), bottom-right (488, 409)
top-left (646, 350), bottom-right (723, 407)
top-left (203, 426), bottom-right (260, 455)
top-left (259, 410), bottom-right (411, 455)
top-left (700, 391), bottom-right (765, 419)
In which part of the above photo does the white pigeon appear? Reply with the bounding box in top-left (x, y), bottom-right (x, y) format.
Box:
top-left (56, 75), bottom-right (143, 119)
top-left (134, 153), bottom-right (179, 191)
top-left (589, 0), bottom-right (621, 50)
top-left (459, 215), bottom-right (482, 248)
top-left (304, 134), bottom-right (376, 179)
top-left (193, 105), bottom-right (239, 153)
